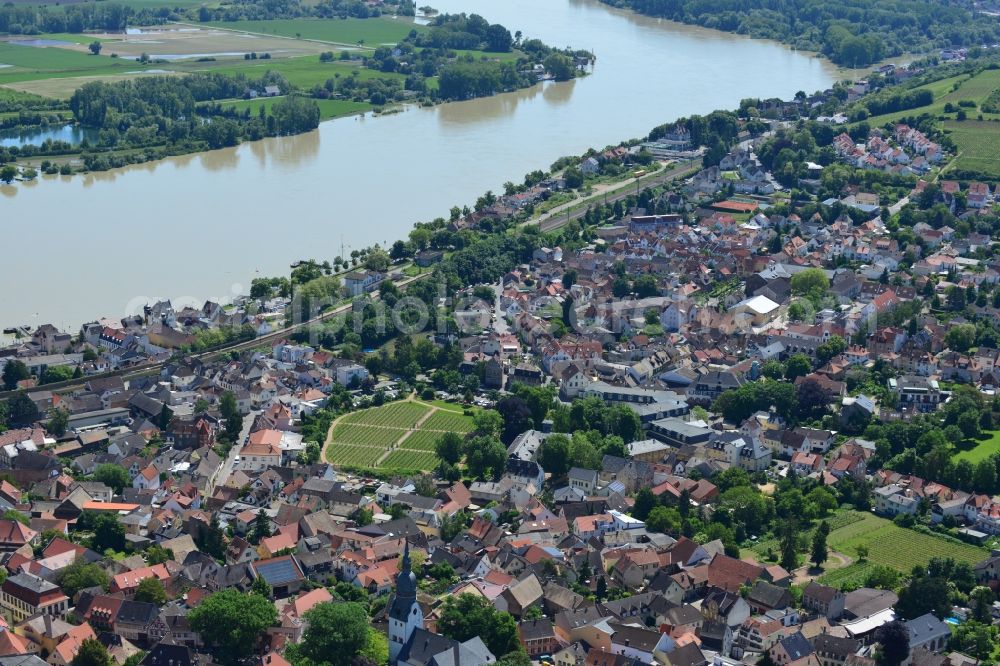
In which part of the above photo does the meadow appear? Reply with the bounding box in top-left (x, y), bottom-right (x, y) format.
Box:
top-left (204, 17), bottom-right (424, 46)
top-left (325, 399), bottom-right (476, 473)
top-left (216, 96), bottom-right (371, 120)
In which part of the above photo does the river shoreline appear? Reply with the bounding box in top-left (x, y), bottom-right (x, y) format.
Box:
top-left (0, 0), bottom-right (841, 329)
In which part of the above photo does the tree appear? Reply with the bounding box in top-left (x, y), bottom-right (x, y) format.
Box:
top-left (435, 431), bottom-right (465, 465)
top-left (472, 410), bottom-right (503, 439)
top-left (779, 518), bottom-right (799, 571)
top-left (895, 570), bottom-right (950, 619)
top-left (2, 360), bottom-right (29, 390)
top-left (437, 594), bottom-right (520, 657)
top-left (89, 512), bottom-right (125, 552)
top-left (784, 354), bottom-right (812, 380)
top-left (496, 396), bottom-right (532, 445)
top-left (251, 510), bottom-right (271, 545)
top-left (945, 324), bottom-right (977, 352)
top-left (791, 268), bottom-right (830, 301)
top-left (158, 403), bottom-right (173, 431)
top-left (543, 53), bottom-right (574, 81)
top-left (189, 590), bottom-right (278, 666)
top-left (538, 433), bottom-right (570, 476)
top-left (465, 435), bottom-right (506, 480)
top-left (970, 585), bottom-right (994, 622)
top-left (856, 545), bottom-right (869, 562)
top-left (58, 559), bottom-right (109, 597)
top-left (88, 41), bottom-right (102, 55)
top-left (72, 638), bottom-right (111, 666)
top-left (645, 506), bottom-right (681, 535)
top-left (94, 464), bottom-right (130, 494)
top-left (134, 577), bottom-right (167, 606)
top-left (563, 166), bottom-right (584, 189)
top-left (296, 602), bottom-right (369, 666)
top-left (220, 391), bottom-right (242, 441)
top-left (0, 165), bottom-right (17, 184)
top-left (811, 521), bottom-right (829, 568)
top-left (364, 249), bottom-right (391, 272)
top-left (47, 408), bottom-right (69, 437)
top-left (875, 621), bottom-right (909, 666)
top-left (6, 392), bottom-right (38, 426)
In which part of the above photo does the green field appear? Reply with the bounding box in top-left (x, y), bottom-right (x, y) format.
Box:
top-left (216, 96), bottom-right (370, 120)
top-left (0, 42), bottom-right (135, 83)
top-left (862, 69), bottom-right (1000, 127)
top-left (954, 430), bottom-right (1000, 463)
top-left (941, 120), bottom-right (1000, 178)
top-left (326, 400), bottom-right (478, 472)
top-left (422, 410), bottom-right (475, 433)
top-left (204, 17), bottom-right (423, 46)
top-left (826, 512), bottom-right (985, 573)
top-left (195, 56), bottom-right (412, 89)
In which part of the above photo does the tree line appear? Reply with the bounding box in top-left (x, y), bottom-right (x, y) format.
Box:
top-left (597, 0), bottom-right (1000, 67)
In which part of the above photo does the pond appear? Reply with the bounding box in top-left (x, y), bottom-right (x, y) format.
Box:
top-left (0, 124), bottom-right (100, 149)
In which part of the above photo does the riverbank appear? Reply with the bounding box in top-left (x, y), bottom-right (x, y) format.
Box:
top-left (0, 0), bottom-right (840, 328)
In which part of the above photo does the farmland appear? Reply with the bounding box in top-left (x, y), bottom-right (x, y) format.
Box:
top-left (215, 96), bottom-right (371, 120)
top-left (824, 511), bottom-right (985, 575)
top-left (941, 119), bottom-right (1000, 179)
top-left (204, 17), bottom-right (424, 46)
top-left (862, 69), bottom-right (1000, 127)
top-left (325, 398), bottom-right (476, 473)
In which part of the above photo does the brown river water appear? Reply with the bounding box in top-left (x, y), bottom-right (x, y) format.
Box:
top-left (0, 0), bottom-right (842, 329)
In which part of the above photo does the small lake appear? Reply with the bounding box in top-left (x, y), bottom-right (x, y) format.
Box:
top-left (0, 124), bottom-right (99, 148)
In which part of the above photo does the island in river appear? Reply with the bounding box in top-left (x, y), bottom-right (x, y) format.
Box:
top-left (0, 11), bottom-right (591, 176)
top-left (0, 0), bottom-right (841, 329)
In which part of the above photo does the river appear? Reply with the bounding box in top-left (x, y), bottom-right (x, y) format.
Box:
top-left (0, 0), bottom-right (841, 330)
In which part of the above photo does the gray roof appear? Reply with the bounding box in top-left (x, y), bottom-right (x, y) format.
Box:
top-left (906, 613), bottom-right (951, 644)
top-left (778, 633), bottom-right (814, 661)
top-left (5, 572), bottom-right (60, 594)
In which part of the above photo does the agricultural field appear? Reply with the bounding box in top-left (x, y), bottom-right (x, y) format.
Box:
top-left (204, 17), bottom-right (424, 46)
top-left (326, 399), bottom-right (476, 473)
top-left (215, 96), bottom-right (370, 120)
top-left (421, 409), bottom-right (475, 433)
top-left (941, 119), bottom-right (1000, 178)
top-left (342, 400), bottom-right (430, 428)
top-left (328, 422), bottom-right (401, 448)
top-left (862, 69), bottom-right (1000, 127)
top-left (826, 511), bottom-right (985, 573)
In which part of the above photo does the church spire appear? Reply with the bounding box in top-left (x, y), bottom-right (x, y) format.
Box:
top-left (401, 540), bottom-right (411, 574)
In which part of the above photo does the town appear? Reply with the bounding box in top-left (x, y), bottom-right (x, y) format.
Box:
top-left (3, 32), bottom-right (1000, 666)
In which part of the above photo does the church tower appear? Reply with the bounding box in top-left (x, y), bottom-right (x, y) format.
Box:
top-left (388, 542), bottom-right (423, 664)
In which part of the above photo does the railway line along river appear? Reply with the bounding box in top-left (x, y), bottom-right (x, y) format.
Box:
top-left (0, 0), bottom-right (842, 329)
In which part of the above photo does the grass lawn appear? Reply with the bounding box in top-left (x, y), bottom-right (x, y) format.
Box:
top-left (941, 119), bottom-right (1000, 178)
top-left (826, 511), bottom-right (985, 573)
top-left (204, 17), bottom-right (424, 46)
top-left (215, 96), bottom-right (371, 120)
top-left (954, 430), bottom-right (1000, 463)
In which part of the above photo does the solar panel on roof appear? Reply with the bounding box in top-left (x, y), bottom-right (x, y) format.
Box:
top-left (257, 559), bottom-right (298, 585)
